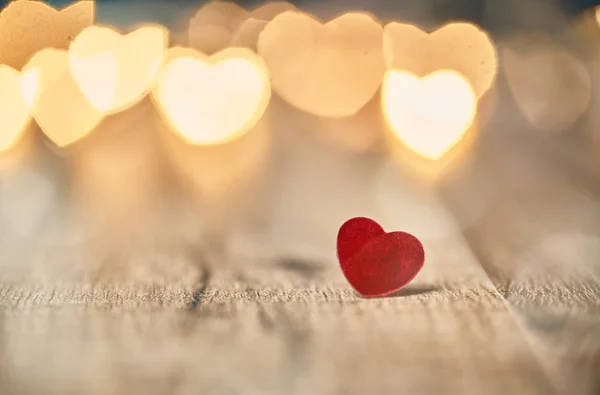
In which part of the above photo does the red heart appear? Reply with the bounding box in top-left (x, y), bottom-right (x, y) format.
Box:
top-left (337, 217), bottom-right (425, 297)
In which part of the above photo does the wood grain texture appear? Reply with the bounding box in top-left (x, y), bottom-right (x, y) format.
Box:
top-left (0, 95), bottom-right (564, 395)
top-left (0, 297), bottom-right (555, 395)
top-left (439, 91), bottom-right (600, 395)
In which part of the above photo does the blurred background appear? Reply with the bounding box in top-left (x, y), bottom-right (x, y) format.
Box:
top-left (0, 0), bottom-right (598, 29)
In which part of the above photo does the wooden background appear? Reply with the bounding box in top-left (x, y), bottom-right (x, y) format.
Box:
top-left (2, 1), bottom-right (600, 394)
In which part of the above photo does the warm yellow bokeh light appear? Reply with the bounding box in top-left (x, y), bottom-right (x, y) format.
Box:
top-left (383, 22), bottom-right (497, 99)
top-left (503, 47), bottom-right (590, 134)
top-left (23, 48), bottom-right (104, 147)
top-left (154, 47), bottom-right (271, 145)
top-left (382, 70), bottom-right (477, 160)
top-left (188, 1), bottom-right (250, 54)
top-left (70, 50), bottom-right (117, 111)
top-left (230, 2), bottom-right (297, 50)
top-left (230, 18), bottom-right (268, 50)
top-left (161, 114), bottom-right (270, 211)
top-left (258, 11), bottom-right (385, 117)
top-left (250, 1), bottom-right (297, 20)
top-left (0, 65), bottom-right (38, 152)
top-left (69, 24), bottom-right (168, 114)
top-left (21, 69), bottom-right (39, 109)
top-left (69, 105), bottom-right (162, 230)
top-left (0, 0), bottom-right (94, 70)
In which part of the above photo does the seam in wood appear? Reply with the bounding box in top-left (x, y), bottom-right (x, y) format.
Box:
top-left (275, 257), bottom-right (325, 279)
top-left (189, 268), bottom-right (211, 310)
top-left (437, 192), bottom-right (562, 395)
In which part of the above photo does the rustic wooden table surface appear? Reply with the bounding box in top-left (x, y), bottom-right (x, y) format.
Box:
top-left (1, 75), bottom-right (599, 395)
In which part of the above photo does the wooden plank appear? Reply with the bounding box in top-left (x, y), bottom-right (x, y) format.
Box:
top-left (0, 101), bottom-right (206, 309)
top-left (0, 298), bottom-right (554, 395)
top-left (474, 24), bottom-right (600, 393)
top-left (0, 98), bottom-right (556, 394)
top-left (439, 112), bottom-right (600, 395)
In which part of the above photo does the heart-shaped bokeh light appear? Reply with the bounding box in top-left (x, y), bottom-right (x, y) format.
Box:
top-left (188, 1), bottom-right (250, 54)
top-left (383, 22), bottom-right (497, 99)
top-left (0, 65), bottom-right (38, 153)
top-left (251, 1), bottom-right (297, 20)
top-left (258, 11), bottom-right (385, 117)
top-left (23, 48), bottom-right (104, 148)
top-left (230, 1), bottom-right (297, 50)
top-left (69, 24), bottom-right (168, 114)
top-left (382, 70), bottom-right (477, 160)
top-left (154, 47), bottom-right (271, 145)
top-left (503, 46), bottom-right (591, 134)
top-left (0, 0), bottom-right (94, 69)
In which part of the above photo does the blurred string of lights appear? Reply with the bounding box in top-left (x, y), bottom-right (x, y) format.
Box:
top-left (1, 0), bottom-right (600, 180)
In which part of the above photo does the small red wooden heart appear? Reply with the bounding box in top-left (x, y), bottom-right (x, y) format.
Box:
top-left (337, 217), bottom-right (425, 297)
